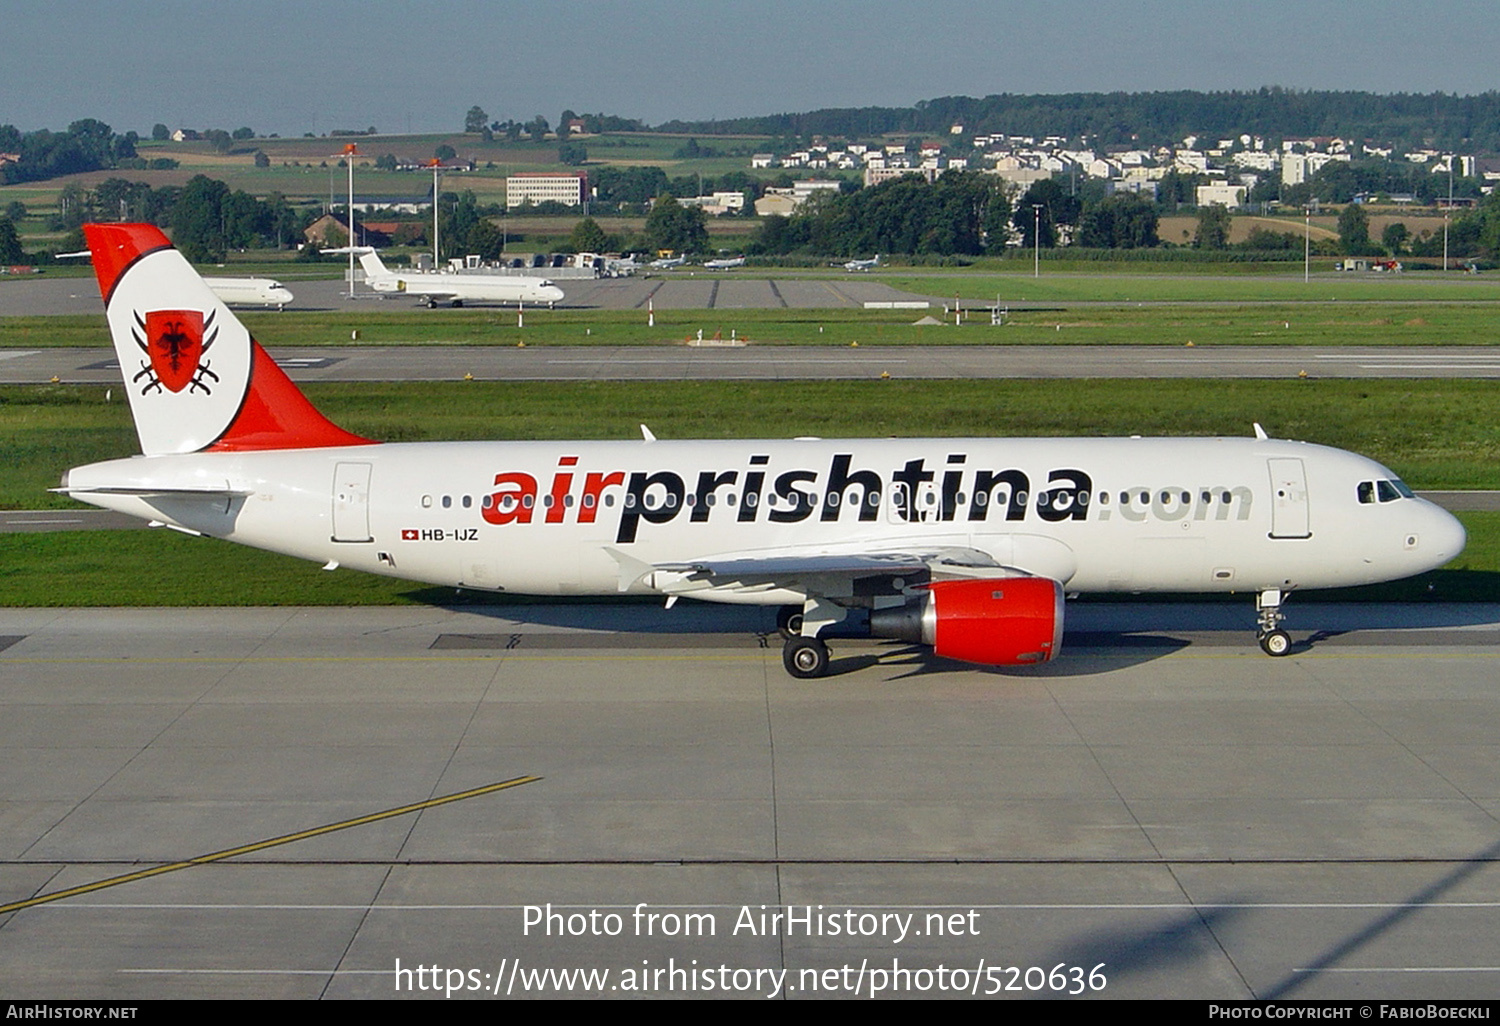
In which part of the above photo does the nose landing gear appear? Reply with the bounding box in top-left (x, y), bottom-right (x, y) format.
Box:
top-left (1257, 589), bottom-right (1291, 656)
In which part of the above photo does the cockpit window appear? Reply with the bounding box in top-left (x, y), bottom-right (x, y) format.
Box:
top-left (1377, 480), bottom-right (1401, 503)
top-left (1357, 481), bottom-right (1375, 504)
top-left (1392, 479), bottom-right (1414, 499)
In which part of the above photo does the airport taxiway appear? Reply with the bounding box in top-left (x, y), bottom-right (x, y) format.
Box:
top-left (4, 604), bottom-right (1500, 999)
top-left (9, 344), bottom-right (1500, 384)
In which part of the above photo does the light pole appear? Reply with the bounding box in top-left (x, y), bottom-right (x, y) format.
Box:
top-left (331, 143), bottom-right (360, 297)
top-left (1032, 204), bottom-right (1043, 278)
top-left (1304, 209), bottom-right (1310, 283)
top-left (428, 158), bottom-right (443, 269)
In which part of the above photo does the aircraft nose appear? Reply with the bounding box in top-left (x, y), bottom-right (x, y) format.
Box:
top-left (1415, 502), bottom-right (1466, 569)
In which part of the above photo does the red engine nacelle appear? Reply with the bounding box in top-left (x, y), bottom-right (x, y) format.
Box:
top-left (870, 577), bottom-right (1063, 666)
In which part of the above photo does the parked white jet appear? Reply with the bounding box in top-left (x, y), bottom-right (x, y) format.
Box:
top-left (63, 224), bottom-right (1466, 677)
top-left (844, 255), bottom-right (880, 272)
top-left (346, 247), bottom-right (564, 308)
top-left (206, 276), bottom-right (294, 310)
top-left (703, 256), bottom-right (746, 269)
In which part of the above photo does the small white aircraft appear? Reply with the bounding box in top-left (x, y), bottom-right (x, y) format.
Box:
top-left (343, 247), bottom-right (564, 308)
top-left (703, 256), bottom-right (746, 270)
top-left (206, 277), bottom-right (294, 310)
top-left (57, 251), bottom-right (294, 310)
top-left (844, 255), bottom-right (880, 272)
top-left (649, 254), bottom-right (687, 270)
top-left (63, 224), bottom-right (1467, 678)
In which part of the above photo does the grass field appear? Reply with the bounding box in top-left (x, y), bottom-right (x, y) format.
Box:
top-left (4, 299), bottom-right (1498, 351)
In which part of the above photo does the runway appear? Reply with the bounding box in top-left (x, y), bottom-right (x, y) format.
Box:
top-left (9, 344), bottom-right (1500, 384)
top-left (4, 604), bottom-right (1500, 999)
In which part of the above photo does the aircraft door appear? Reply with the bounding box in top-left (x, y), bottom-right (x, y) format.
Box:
top-left (886, 480), bottom-right (941, 524)
top-left (332, 462), bottom-right (374, 543)
top-left (1267, 458), bottom-right (1311, 539)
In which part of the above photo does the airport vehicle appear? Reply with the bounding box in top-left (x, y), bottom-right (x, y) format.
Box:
top-left (205, 276), bottom-right (294, 310)
top-left (63, 224), bottom-right (1466, 678)
top-left (347, 247), bottom-right (564, 307)
top-left (844, 255), bottom-right (880, 272)
top-left (703, 256), bottom-right (746, 270)
top-left (649, 254), bottom-right (687, 270)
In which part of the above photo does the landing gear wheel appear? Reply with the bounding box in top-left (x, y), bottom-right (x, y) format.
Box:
top-left (782, 637), bottom-right (830, 679)
top-left (1259, 629), bottom-right (1291, 657)
top-left (776, 605), bottom-right (804, 640)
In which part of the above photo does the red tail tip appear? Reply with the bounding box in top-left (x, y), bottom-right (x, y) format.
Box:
top-left (82, 224), bottom-right (172, 302)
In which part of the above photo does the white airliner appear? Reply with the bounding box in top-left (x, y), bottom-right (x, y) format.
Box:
top-left (62, 224), bottom-right (1466, 678)
top-left (844, 255), bottom-right (880, 272)
top-left (703, 256), bottom-right (746, 270)
top-left (345, 247), bottom-right (565, 308)
top-left (206, 276), bottom-right (294, 310)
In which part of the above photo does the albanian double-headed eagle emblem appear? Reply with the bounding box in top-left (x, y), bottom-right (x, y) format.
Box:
top-left (130, 309), bottom-right (220, 395)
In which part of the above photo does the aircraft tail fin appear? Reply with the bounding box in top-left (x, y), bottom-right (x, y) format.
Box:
top-left (83, 224), bottom-right (375, 456)
top-left (356, 249), bottom-right (390, 280)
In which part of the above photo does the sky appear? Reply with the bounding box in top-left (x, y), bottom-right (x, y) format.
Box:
top-left (6, 0), bottom-right (1499, 137)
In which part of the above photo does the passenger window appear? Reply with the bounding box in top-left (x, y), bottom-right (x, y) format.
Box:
top-left (461, 495), bottom-right (472, 508)
top-left (422, 495), bottom-right (432, 508)
top-left (442, 495), bottom-right (451, 509)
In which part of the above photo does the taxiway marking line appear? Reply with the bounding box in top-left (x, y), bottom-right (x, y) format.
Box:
top-left (0, 775), bottom-right (542, 917)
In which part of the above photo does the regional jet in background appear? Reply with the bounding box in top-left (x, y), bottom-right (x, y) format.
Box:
top-left (649, 254), bottom-right (687, 270)
top-left (205, 277), bottom-right (294, 310)
top-left (342, 247), bottom-right (564, 308)
top-left (703, 256), bottom-right (746, 269)
top-left (62, 224), bottom-right (1467, 678)
top-left (844, 255), bottom-right (880, 272)
top-left (58, 251), bottom-right (294, 310)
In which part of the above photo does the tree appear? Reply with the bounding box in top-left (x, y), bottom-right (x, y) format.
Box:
top-left (464, 106), bottom-right (488, 134)
top-left (1014, 179), bottom-right (1080, 249)
top-left (232, 126), bottom-right (255, 140)
top-left (152, 123), bottom-right (169, 141)
top-left (645, 196), bottom-right (708, 254)
top-left (526, 115), bottom-right (550, 143)
top-left (1382, 221), bottom-right (1409, 256)
top-left (1078, 194), bottom-right (1159, 249)
top-left (0, 217), bottom-right (24, 264)
top-left (170, 175), bottom-right (230, 263)
top-left (1193, 204), bottom-right (1231, 249)
top-left (1337, 203), bottom-right (1370, 254)
top-left (374, 153), bottom-right (398, 171)
top-left (557, 109), bottom-right (578, 141)
top-left (558, 141), bottom-right (587, 166)
top-left (253, 150), bottom-right (270, 168)
top-left (568, 217), bottom-right (608, 253)
top-left (434, 144), bottom-right (456, 161)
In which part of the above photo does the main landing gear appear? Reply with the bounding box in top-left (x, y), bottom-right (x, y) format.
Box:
top-left (1256, 589), bottom-right (1291, 656)
top-left (778, 601), bottom-right (840, 679)
top-left (782, 636), bottom-right (830, 679)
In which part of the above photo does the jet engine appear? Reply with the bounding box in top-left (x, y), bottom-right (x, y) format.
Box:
top-left (869, 577), bottom-right (1063, 666)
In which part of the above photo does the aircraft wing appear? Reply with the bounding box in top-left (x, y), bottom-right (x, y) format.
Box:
top-left (622, 546), bottom-right (1038, 601)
